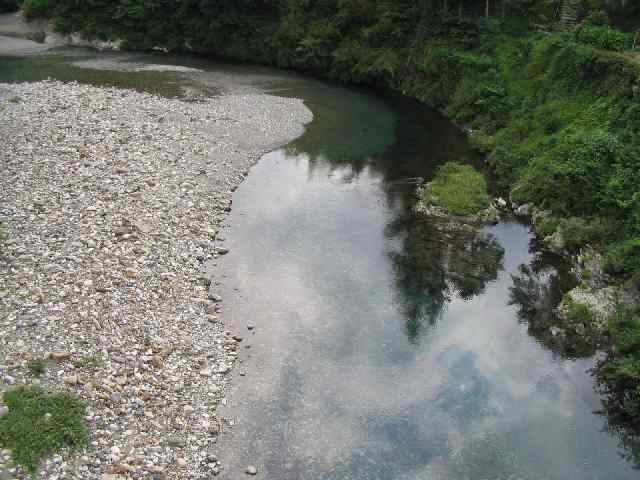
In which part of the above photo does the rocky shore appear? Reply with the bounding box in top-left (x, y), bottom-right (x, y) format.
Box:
top-left (0, 81), bottom-right (312, 479)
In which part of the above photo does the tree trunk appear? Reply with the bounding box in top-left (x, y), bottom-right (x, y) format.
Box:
top-left (486, 0), bottom-right (490, 19)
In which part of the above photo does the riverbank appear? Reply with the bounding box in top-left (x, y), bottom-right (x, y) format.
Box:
top-left (0, 80), bottom-right (311, 479)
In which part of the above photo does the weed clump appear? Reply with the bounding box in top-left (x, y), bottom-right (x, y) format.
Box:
top-left (418, 162), bottom-right (490, 216)
top-left (0, 386), bottom-right (88, 474)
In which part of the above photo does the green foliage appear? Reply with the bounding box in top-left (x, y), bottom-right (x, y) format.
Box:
top-left (576, 25), bottom-right (631, 51)
top-left (598, 309), bottom-right (640, 425)
top-left (22, 0), bottom-right (54, 19)
top-left (512, 129), bottom-right (619, 215)
top-left (558, 216), bottom-right (612, 251)
top-left (536, 215), bottom-right (561, 237)
top-left (72, 354), bottom-right (104, 369)
top-left (564, 295), bottom-right (596, 325)
top-left (604, 238), bottom-right (640, 276)
top-left (27, 358), bottom-right (48, 377)
top-left (0, 386), bottom-right (88, 474)
top-left (419, 162), bottom-right (490, 216)
top-left (0, 0), bottom-right (19, 13)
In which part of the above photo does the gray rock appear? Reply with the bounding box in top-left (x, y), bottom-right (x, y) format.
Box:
top-left (515, 203), bottom-right (533, 217)
top-left (544, 231), bottom-right (565, 254)
top-left (167, 436), bottom-right (186, 448)
top-left (246, 465), bottom-right (258, 475)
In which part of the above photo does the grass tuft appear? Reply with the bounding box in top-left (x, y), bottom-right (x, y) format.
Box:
top-left (0, 386), bottom-right (88, 474)
top-left (419, 162), bottom-right (490, 216)
top-left (27, 358), bottom-right (48, 377)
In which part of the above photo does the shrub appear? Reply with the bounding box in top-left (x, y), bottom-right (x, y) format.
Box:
top-left (512, 129), bottom-right (619, 216)
top-left (22, 0), bottom-right (55, 19)
top-left (603, 238), bottom-right (640, 276)
top-left (564, 296), bottom-right (595, 325)
top-left (0, 0), bottom-right (19, 13)
top-left (27, 358), bottom-right (48, 377)
top-left (576, 25), bottom-right (631, 52)
top-left (558, 216), bottom-right (611, 251)
top-left (419, 162), bottom-right (490, 216)
top-left (535, 215), bottom-right (561, 237)
top-left (597, 309), bottom-right (640, 425)
top-left (0, 386), bottom-right (88, 474)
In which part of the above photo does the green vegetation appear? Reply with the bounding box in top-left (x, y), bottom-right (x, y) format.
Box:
top-left (0, 386), bottom-right (88, 474)
top-left (21, 0), bottom-right (52, 19)
top-left (27, 358), bottom-right (48, 377)
top-left (576, 24), bottom-right (631, 51)
top-left (604, 238), bottom-right (640, 278)
top-left (419, 162), bottom-right (490, 215)
top-left (564, 294), bottom-right (596, 325)
top-left (72, 354), bottom-right (104, 369)
top-left (598, 309), bottom-right (640, 426)
top-left (0, 0), bottom-right (19, 13)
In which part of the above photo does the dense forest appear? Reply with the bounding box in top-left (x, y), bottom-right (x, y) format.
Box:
top-left (9, 0), bottom-right (640, 429)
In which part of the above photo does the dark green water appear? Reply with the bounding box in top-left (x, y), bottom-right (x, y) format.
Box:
top-left (1, 48), bottom-right (638, 479)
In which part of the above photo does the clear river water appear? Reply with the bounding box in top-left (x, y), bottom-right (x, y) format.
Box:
top-left (1, 45), bottom-right (638, 479)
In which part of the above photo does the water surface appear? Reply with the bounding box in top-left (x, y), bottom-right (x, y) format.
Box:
top-left (214, 83), bottom-right (639, 479)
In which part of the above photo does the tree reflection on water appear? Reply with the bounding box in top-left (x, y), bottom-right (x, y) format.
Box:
top-left (387, 214), bottom-right (505, 339)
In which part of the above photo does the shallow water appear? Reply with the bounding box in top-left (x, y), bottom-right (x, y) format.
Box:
top-left (1, 48), bottom-right (638, 479)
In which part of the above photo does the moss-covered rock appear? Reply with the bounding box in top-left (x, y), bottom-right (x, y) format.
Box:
top-left (417, 162), bottom-right (492, 221)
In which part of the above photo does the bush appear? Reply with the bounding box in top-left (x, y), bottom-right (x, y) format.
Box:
top-left (22, 0), bottom-right (55, 19)
top-left (558, 216), bottom-right (611, 251)
top-left (419, 162), bottom-right (490, 216)
top-left (0, 386), bottom-right (88, 474)
top-left (512, 129), bottom-right (619, 216)
top-left (27, 358), bottom-right (48, 377)
top-left (576, 25), bottom-right (631, 52)
top-left (0, 0), bottom-right (19, 13)
top-left (597, 309), bottom-right (640, 425)
top-left (604, 238), bottom-right (640, 276)
top-left (535, 215), bottom-right (561, 237)
top-left (564, 296), bottom-right (595, 325)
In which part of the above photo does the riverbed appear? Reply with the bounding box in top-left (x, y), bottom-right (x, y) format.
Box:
top-left (0, 46), bottom-right (638, 479)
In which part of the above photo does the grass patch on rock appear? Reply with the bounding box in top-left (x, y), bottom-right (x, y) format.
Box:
top-left (0, 386), bottom-right (88, 474)
top-left (418, 162), bottom-right (490, 216)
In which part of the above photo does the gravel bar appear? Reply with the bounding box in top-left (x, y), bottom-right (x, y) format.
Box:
top-left (0, 80), bottom-right (312, 479)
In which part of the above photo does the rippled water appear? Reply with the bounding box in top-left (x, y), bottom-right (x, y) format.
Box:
top-left (1, 47), bottom-right (638, 479)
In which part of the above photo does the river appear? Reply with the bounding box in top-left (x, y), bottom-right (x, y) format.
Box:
top-left (1, 45), bottom-right (637, 479)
